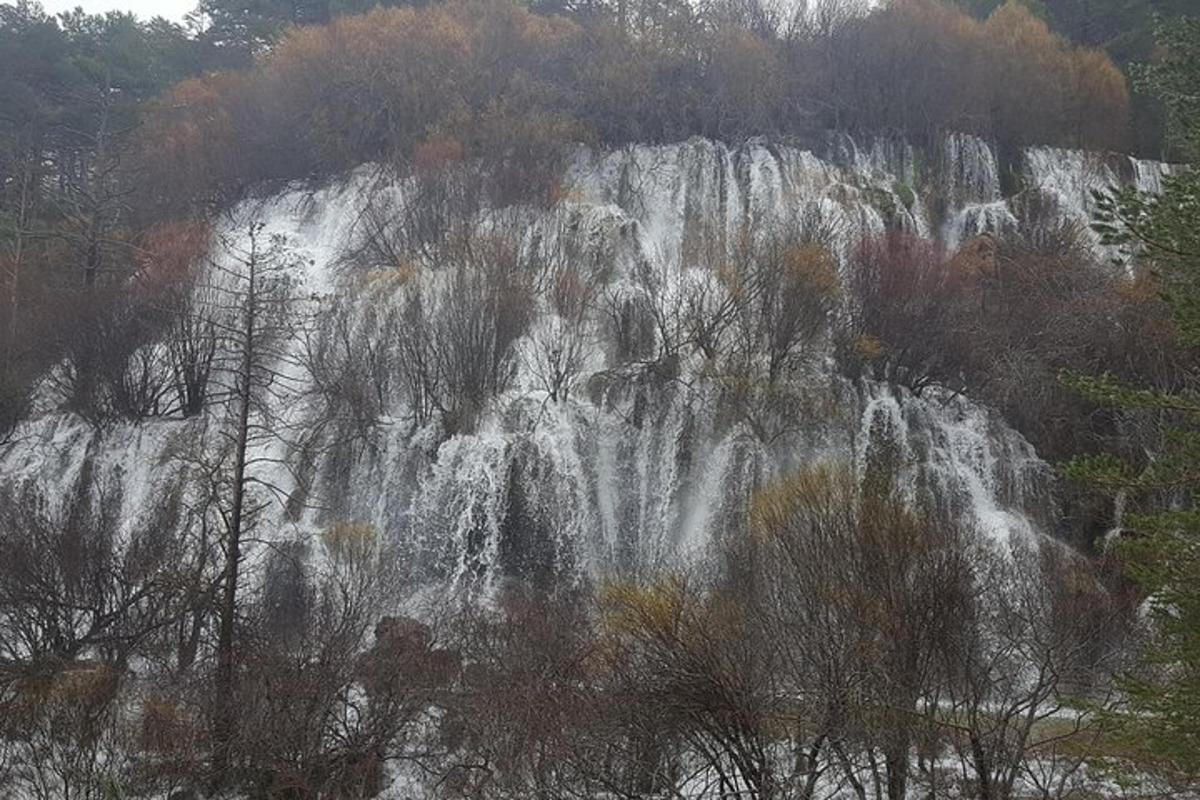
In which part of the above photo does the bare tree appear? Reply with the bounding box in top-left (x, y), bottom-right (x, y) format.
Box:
top-left (299, 292), bottom-right (391, 460)
top-left (440, 585), bottom-right (601, 800)
top-left (52, 77), bottom-right (136, 291)
top-left (195, 222), bottom-right (312, 787)
top-left (938, 538), bottom-right (1129, 800)
top-left (843, 231), bottom-right (965, 395)
top-left (523, 220), bottom-right (604, 405)
top-left (0, 133), bottom-right (38, 440)
top-left (0, 467), bottom-right (195, 800)
top-left (45, 286), bottom-right (175, 426)
top-left (225, 522), bottom-right (448, 798)
top-left (748, 464), bottom-right (975, 800)
top-left (0, 470), bottom-right (189, 674)
top-left (166, 281), bottom-right (218, 419)
top-left (676, 214), bottom-right (841, 444)
top-left (606, 574), bottom-right (783, 798)
top-left (388, 227), bottom-right (535, 435)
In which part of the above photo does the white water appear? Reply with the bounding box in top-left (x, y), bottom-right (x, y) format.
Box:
top-left (1023, 146), bottom-right (1174, 256)
top-left (0, 132), bottom-right (1166, 588)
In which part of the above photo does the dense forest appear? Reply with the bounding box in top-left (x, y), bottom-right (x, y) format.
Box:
top-left (2, 0), bottom-right (1200, 798)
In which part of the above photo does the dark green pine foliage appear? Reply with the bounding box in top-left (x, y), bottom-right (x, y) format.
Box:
top-left (1066, 14), bottom-right (1200, 776)
top-left (0, 1), bottom-right (209, 238)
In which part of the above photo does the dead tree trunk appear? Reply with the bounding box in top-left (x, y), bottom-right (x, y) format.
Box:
top-left (211, 223), bottom-right (261, 789)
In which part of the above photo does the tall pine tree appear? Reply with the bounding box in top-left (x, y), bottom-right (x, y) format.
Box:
top-left (1067, 13), bottom-right (1200, 776)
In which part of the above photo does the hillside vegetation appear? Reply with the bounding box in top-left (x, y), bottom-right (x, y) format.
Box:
top-left (0, 0), bottom-right (1150, 436)
top-left (1, 0), bottom-right (1200, 798)
top-left (134, 0), bottom-right (1134, 214)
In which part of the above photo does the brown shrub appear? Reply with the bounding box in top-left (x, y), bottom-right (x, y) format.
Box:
top-left (844, 231), bottom-right (967, 393)
top-left (822, 0), bottom-right (1130, 150)
top-left (130, 0), bottom-right (1133, 219)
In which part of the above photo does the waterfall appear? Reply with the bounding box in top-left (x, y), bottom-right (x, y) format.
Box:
top-left (0, 132), bottom-right (1169, 589)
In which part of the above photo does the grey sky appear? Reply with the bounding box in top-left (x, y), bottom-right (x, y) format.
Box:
top-left (37, 0), bottom-right (195, 22)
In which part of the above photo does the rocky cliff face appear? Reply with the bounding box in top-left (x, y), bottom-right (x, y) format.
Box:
top-left (0, 133), bottom-right (1169, 592)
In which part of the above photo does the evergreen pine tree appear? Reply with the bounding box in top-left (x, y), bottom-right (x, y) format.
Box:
top-left (1066, 14), bottom-right (1200, 776)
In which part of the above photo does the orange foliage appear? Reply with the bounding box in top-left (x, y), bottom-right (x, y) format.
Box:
top-left (982, 1), bottom-right (1129, 150)
top-left (1066, 47), bottom-right (1132, 151)
top-left (832, 0), bottom-right (1130, 150)
top-left (132, 0), bottom-right (1133, 217)
top-left (413, 137), bottom-right (466, 176)
top-left (133, 221), bottom-right (211, 299)
top-left (133, 73), bottom-right (252, 218)
top-left (265, 5), bottom-right (476, 162)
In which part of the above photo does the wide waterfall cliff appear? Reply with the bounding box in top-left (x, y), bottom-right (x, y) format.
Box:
top-left (0, 132), bottom-right (1169, 590)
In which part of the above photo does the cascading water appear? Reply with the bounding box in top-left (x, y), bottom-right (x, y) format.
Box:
top-left (0, 132), bottom-right (1169, 589)
top-left (1023, 146), bottom-right (1174, 256)
top-left (938, 132), bottom-right (1016, 250)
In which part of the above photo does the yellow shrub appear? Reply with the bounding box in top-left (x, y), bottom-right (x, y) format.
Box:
top-left (322, 520), bottom-right (379, 562)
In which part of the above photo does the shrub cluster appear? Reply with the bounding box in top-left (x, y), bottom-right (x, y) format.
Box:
top-left (841, 226), bottom-right (1184, 465)
top-left (132, 0), bottom-right (1133, 218)
top-left (0, 464), bottom-right (1142, 799)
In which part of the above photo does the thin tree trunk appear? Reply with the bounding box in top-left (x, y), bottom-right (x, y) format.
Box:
top-left (211, 237), bottom-right (257, 788)
top-left (83, 82), bottom-right (111, 289)
top-left (971, 732), bottom-right (994, 800)
top-left (833, 741), bottom-right (868, 800)
top-left (884, 736), bottom-right (909, 800)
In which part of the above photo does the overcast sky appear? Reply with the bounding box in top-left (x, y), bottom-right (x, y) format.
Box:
top-left (36, 0), bottom-right (196, 22)
top-left (28, 0), bottom-right (877, 29)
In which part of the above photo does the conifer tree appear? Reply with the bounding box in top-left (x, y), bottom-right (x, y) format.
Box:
top-left (1067, 14), bottom-right (1200, 776)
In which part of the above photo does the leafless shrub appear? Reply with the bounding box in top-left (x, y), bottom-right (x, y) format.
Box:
top-left (601, 289), bottom-right (659, 368)
top-left (722, 214), bottom-right (842, 383)
top-left (747, 464), bottom-right (975, 800)
top-left (523, 223), bottom-right (605, 404)
top-left (0, 466), bottom-right (195, 799)
top-left (676, 214), bottom-right (842, 443)
top-left (0, 469), bottom-right (188, 672)
top-left (216, 521), bottom-right (447, 798)
top-left (939, 538), bottom-right (1129, 800)
top-left (48, 289), bottom-right (175, 425)
top-left (165, 283), bottom-right (218, 419)
top-left (437, 233), bottom-right (535, 433)
top-left (438, 586), bottom-right (599, 799)
top-left (350, 144), bottom-right (485, 270)
top-left (300, 294), bottom-right (392, 455)
top-left (388, 228), bottom-right (536, 435)
top-left (842, 231), bottom-right (965, 395)
top-left (599, 572), bottom-right (781, 799)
